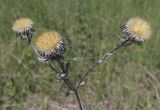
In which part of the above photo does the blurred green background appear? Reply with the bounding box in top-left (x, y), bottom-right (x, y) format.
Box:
top-left (0, 0), bottom-right (160, 110)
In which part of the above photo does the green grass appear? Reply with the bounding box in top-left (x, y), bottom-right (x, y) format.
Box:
top-left (0, 0), bottom-right (160, 110)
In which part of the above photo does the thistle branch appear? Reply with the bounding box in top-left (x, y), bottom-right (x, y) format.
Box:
top-left (48, 57), bottom-right (83, 110)
top-left (76, 39), bottom-right (131, 89)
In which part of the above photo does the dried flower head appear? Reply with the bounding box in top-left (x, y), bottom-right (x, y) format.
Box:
top-left (12, 18), bottom-right (34, 43)
top-left (122, 17), bottom-right (152, 44)
top-left (34, 31), bottom-right (66, 62)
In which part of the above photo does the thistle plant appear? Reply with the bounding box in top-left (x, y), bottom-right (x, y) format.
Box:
top-left (12, 17), bottom-right (152, 110)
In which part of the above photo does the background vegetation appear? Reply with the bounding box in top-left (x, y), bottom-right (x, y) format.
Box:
top-left (0, 0), bottom-right (160, 110)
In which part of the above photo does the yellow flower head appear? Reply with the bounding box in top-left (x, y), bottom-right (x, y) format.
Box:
top-left (36, 31), bottom-right (61, 51)
top-left (126, 17), bottom-right (151, 39)
top-left (12, 18), bottom-right (34, 33)
top-left (122, 17), bottom-right (152, 43)
top-left (34, 31), bottom-right (66, 62)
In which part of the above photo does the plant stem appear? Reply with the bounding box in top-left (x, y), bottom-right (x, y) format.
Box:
top-left (74, 89), bottom-right (83, 110)
top-left (77, 39), bottom-right (130, 89)
top-left (48, 58), bottom-right (83, 110)
top-left (62, 77), bottom-right (83, 110)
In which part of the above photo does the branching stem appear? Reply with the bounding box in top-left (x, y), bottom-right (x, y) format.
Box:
top-left (48, 59), bottom-right (83, 110)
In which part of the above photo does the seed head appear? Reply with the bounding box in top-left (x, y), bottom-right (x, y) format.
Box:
top-left (122, 17), bottom-right (152, 44)
top-left (13, 18), bottom-right (33, 32)
top-left (12, 18), bottom-right (34, 44)
top-left (34, 31), bottom-right (66, 62)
